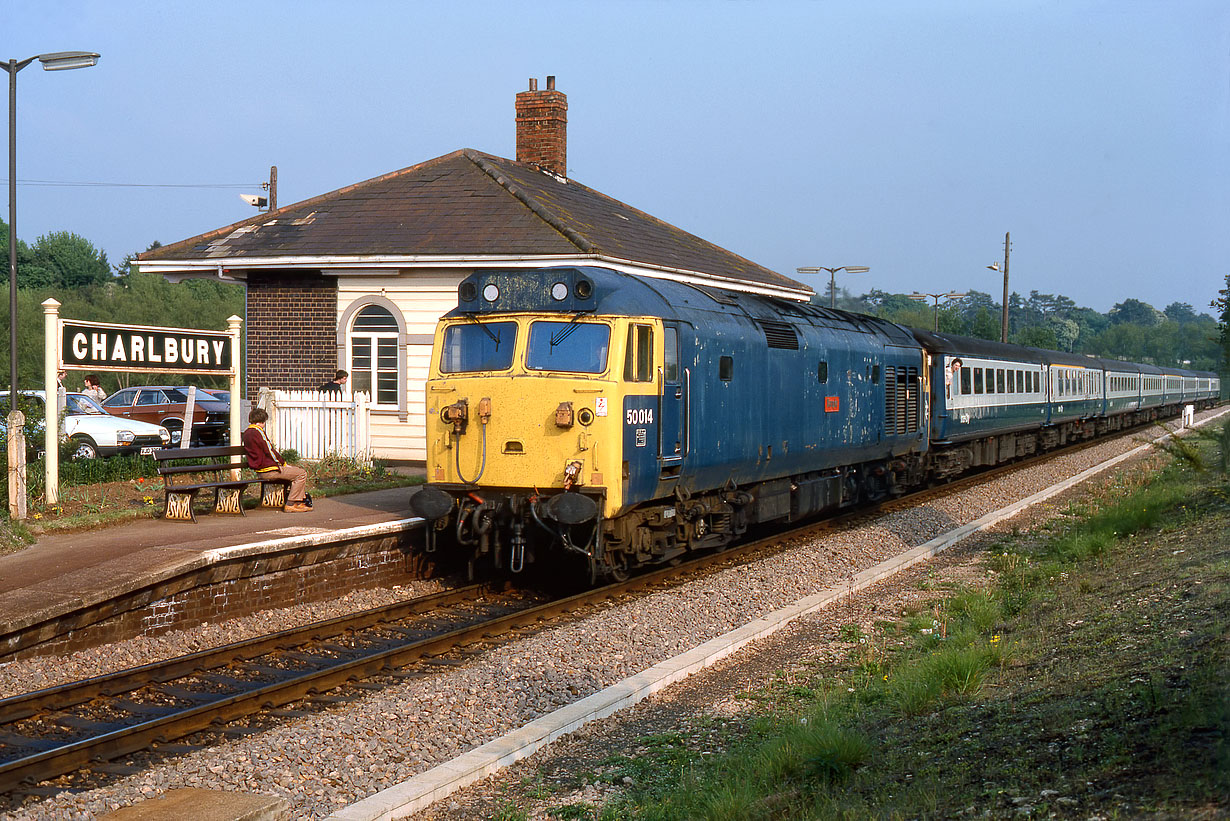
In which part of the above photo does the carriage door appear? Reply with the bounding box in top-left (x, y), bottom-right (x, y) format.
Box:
top-left (658, 322), bottom-right (687, 480)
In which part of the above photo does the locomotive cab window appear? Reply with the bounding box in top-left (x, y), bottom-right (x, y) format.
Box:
top-left (441, 321), bottom-right (518, 374)
top-left (624, 324), bottom-right (654, 382)
top-left (527, 321), bottom-right (610, 374)
top-left (663, 326), bottom-right (679, 382)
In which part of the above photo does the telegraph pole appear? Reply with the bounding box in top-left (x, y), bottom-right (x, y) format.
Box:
top-left (1000, 232), bottom-right (1011, 343)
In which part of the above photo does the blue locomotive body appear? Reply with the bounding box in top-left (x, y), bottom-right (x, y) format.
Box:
top-left (410, 266), bottom-right (1220, 581)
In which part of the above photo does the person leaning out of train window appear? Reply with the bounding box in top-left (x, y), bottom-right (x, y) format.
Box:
top-left (242, 407), bottom-right (312, 513)
top-left (317, 369), bottom-right (348, 395)
top-left (946, 358), bottom-right (963, 399)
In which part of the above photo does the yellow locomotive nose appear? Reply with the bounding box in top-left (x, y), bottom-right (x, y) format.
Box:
top-left (426, 377), bottom-right (611, 500)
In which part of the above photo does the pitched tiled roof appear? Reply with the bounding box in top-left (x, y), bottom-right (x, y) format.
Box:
top-left (140, 149), bottom-right (806, 294)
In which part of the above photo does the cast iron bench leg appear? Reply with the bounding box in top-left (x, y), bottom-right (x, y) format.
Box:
top-left (260, 481), bottom-right (287, 509)
top-left (214, 485), bottom-right (246, 516)
top-left (165, 489), bottom-right (198, 523)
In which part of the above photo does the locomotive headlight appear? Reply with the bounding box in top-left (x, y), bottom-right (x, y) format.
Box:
top-left (577, 407), bottom-right (595, 426)
top-left (483, 283), bottom-right (500, 302)
top-left (551, 282), bottom-right (569, 301)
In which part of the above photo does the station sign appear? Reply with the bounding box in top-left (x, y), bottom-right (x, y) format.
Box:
top-left (61, 320), bottom-right (233, 373)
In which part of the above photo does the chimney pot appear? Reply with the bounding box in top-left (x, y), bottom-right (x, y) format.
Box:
top-left (529, 78), bottom-right (537, 91)
top-left (546, 75), bottom-right (555, 89)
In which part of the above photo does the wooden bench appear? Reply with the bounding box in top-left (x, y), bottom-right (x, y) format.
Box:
top-left (153, 445), bottom-right (291, 523)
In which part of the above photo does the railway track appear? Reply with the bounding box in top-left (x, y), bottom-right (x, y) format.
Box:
top-left (0, 421), bottom-right (1185, 800)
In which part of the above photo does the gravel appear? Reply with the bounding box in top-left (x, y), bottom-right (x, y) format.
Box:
top-left (0, 414), bottom-right (1214, 820)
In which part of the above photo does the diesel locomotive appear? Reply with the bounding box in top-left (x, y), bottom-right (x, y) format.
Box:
top-left (409, 266), bottom-right (1220, 582)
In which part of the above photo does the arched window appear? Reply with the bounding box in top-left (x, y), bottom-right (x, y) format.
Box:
top-left (349, 305), bottom-right (399, 406)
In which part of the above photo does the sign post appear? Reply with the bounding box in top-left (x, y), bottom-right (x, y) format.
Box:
top-left (35, 301), bottom-right (243, 510)
top-left (43, 299), bottom-right (60, 504)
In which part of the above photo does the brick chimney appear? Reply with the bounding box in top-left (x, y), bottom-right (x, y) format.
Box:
top-left (515, 76), bottom-right (567, 177)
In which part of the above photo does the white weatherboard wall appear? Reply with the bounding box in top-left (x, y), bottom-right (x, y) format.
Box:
top-left (337, 271), bottom-right (463, 462)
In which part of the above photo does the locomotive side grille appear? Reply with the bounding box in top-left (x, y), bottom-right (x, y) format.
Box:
top-left (905, 367), bottom-right (919, 433)
top-left (886, 366), bottom-right (920, 435)
top-left (757, 320), bottom-right (800, 350)
top-left (885, 366), bottom-right (898, 433)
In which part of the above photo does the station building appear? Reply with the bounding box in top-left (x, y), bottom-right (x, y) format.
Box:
top-left (138, 78), bottom-right (810, 462)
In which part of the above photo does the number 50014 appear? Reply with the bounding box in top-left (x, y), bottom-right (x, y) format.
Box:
top-left (626, 408), bottom-right (654, 425)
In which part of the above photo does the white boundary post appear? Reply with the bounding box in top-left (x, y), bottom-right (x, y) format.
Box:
top-left (43, 298), bottom-right (60, 505)
top-left (228, 315), bottom-right (243, 476)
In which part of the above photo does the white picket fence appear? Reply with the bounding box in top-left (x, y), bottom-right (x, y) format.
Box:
top-left (257, 388), bottom-right (372, 464)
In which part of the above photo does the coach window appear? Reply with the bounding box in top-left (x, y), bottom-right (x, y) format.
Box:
top-left (960, 366), bottom-right (972, 395)
top-left (624, 324), bottom-right (653, 382)
top-left (996, 369), bottom-right (1006, 394)
top-left (973, 368), bottom-right (984, 394)
top-left (1007, 370), bottom-right (1015, 393)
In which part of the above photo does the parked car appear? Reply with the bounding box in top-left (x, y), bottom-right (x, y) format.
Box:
top-left (0, 391), bottom-right (172, 459)
top-left (101, 385), bottom-right (229, 446)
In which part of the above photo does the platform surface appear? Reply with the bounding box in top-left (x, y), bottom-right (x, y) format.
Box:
top-left (0, 483), bottom-right (422, 641)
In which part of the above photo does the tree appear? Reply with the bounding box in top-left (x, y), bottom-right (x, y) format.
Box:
top-left (1164, 302), bottom-right (1199, 324)
top-left (25, 231), bottom-right (111, 290)
top-left (1109, 298), bottom-right (1159, 326)
top-left (1015, 325), bottom-right (1058, 350)
top-left (1213, 274), bottom-right (1230, 374)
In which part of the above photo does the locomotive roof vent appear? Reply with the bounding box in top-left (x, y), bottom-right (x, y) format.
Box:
top-left (757, 320), bottom-right (800, 350)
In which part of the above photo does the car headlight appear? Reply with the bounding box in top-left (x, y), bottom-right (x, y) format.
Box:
top-left (158, 427), bottom-right (171, 444)
top-left (118, 430), bottom-right (135, 444)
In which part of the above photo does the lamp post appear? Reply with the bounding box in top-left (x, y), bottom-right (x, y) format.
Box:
top-left (987, 231), bottom-right (1010, 343)
top-left (6, 51), bottom-right (99, 517)
top-left (909, 291), bottom-right (967, 332)
top-left (795, 265), bottom-right (870, 309)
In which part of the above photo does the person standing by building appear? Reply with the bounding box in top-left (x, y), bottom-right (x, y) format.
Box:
top-left (242, 407), bottom-right (311, 513)
top-left (81, 375), bottom-right (107, 402)
top-left (317, 369), bottom-right (348, 394)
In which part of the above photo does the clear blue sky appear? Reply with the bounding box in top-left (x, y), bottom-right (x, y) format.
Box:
top-left (6, 0), bottom-right (1227, 314)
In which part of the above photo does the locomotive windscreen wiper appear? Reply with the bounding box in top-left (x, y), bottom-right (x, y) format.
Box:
top-left (467, 317), bottom-right (504, 348)
top-left (548, 315), bottom-right (587, 348)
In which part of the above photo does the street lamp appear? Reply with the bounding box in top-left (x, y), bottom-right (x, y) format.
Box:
top-left (6, 51), bottom-right (99, 517)
top-left (795, 266), bottom-right (870, 309)
top-left (909, 291), bottom-right (967, 332)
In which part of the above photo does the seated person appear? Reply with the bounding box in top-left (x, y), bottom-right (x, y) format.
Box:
top-left (242, 408), bottom-right (311, 512)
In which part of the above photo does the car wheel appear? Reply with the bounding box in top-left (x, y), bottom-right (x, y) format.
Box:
top-left (71, 436), bottom-right (99, 460)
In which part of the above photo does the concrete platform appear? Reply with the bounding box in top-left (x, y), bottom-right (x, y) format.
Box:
top-left (0, 485), bottom-right (424, 659)
top-left (98, 788), bottom-right (290, 820)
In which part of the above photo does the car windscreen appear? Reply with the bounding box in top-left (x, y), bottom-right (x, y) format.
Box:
top-left (65, 395), bottom-right (107, 415)
top-left (440, 322), bottom-right (518, 373)
top-left (526, 321), bottom-right (610, 373)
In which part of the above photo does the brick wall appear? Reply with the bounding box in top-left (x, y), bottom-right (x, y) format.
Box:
top-left (515, 76), bottom-right (568, 177)
top-left (2, 533), bottom-right (423, 661)
top-left (246, 271), bottom-right (338, 399)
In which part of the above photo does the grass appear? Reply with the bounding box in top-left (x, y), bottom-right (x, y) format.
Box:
top-left (502, 431), bottom-right (1229, 820)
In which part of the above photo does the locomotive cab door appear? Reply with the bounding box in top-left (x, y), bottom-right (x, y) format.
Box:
top-left (658, 322), bottom-right (689, 480)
